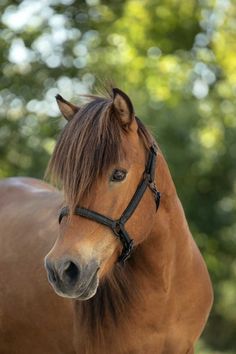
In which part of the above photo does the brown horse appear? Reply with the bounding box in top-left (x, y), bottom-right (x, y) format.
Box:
top-left (0, 88), bottom-right (213, 354)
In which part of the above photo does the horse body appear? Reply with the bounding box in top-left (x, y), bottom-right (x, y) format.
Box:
top-left (0, 178), bottom-right (74, 354)
top-left (0, 88), bottom-right (213, 353)
top-left (0, 172), bottom-right (212, 353)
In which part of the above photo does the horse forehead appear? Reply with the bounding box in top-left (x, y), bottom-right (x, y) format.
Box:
top-left (121, 136), bottom-right (143, 161)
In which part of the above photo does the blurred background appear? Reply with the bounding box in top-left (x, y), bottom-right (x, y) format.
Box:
top-left (0, 0), bottom-right (235, 352)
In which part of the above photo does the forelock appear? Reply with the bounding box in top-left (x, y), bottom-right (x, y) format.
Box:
top-left (47, 96), bottom-right (125, 212)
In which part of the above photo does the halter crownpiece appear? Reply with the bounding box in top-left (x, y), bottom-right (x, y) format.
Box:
top-left (59, 144), bottom-right (161, 264)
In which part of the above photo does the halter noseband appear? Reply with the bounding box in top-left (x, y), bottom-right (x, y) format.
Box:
top-left (58, 144), bottom-right (161, 264)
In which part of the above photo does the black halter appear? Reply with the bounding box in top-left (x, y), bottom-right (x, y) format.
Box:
top-left (59, 144), bottom-right (161, 263)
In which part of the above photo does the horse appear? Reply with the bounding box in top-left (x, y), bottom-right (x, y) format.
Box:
top-left (0, 88), bottom-right (213, 354)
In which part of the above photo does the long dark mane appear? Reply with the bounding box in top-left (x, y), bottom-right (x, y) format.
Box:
top-left (47, 89), bottom-right (154, 213)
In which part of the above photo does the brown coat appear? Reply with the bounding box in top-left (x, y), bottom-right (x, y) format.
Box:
top-left (0, 89), bottom-right (213, 353)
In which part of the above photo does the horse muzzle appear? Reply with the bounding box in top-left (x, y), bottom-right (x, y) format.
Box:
top-left (44, 256), bottom-right (100, 300)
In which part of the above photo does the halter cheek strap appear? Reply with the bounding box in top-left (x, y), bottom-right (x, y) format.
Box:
top-left (59, 144), bottom-right (161, 264)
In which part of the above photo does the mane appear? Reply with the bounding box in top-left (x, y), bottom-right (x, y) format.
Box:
top-left (74, 246), bottom-right (155, 353)
top-left (47, 89), bottom-right (154, 213)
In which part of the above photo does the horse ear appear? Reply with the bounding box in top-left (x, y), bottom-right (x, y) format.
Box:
top-left (112, 88), bottom-right (135, 127)
top-left (55, 94), bottom-right (79, 121)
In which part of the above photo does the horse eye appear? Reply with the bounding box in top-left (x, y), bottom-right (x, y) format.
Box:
top-left (110, 169), bottom-right (127, 182)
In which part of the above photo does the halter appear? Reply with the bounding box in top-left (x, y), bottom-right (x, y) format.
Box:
top-left (59, 144), bottom-right (161, 264)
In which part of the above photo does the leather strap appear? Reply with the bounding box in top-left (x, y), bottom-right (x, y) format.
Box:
top-left (59, 144), bottom-right (161, 263)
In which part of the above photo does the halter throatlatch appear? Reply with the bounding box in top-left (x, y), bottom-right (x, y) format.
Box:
top-left (59, 144), bottom-right (161, 264)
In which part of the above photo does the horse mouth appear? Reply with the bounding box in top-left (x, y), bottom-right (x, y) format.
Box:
top-left (76, 272), bottom-right (99, 300)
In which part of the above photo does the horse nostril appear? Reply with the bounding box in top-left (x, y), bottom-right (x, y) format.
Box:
top-left (50, 268), bottom-right (57, 283)
top-left (62, 261), bottom-right (79, 285)
top-left (45, 258), bottom-right (80, 288)
top-left (45, 259), bottom-right (58, 285)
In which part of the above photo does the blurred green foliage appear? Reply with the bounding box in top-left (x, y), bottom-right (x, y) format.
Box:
top-left (0, 0), bottom-right (235, 352)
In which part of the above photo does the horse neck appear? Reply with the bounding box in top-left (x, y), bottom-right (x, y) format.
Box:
top-left (134, 151), bottom-right (193, 293)
top-left (73, 152), bottom-right (194, 353)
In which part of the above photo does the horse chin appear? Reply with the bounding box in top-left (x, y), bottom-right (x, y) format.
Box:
top-left (51, 276), bottom-right (99, 301)
top-left (76, 277), bottom-right (99, 301)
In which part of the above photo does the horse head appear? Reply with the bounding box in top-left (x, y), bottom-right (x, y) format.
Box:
top-left (45, 88), bottom-right (159, 300)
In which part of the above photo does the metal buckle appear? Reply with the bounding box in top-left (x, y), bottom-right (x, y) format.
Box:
top-left (149, 182), bottom-right (161, 211)
top-left (112, 221), bottom-right (122, 237)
